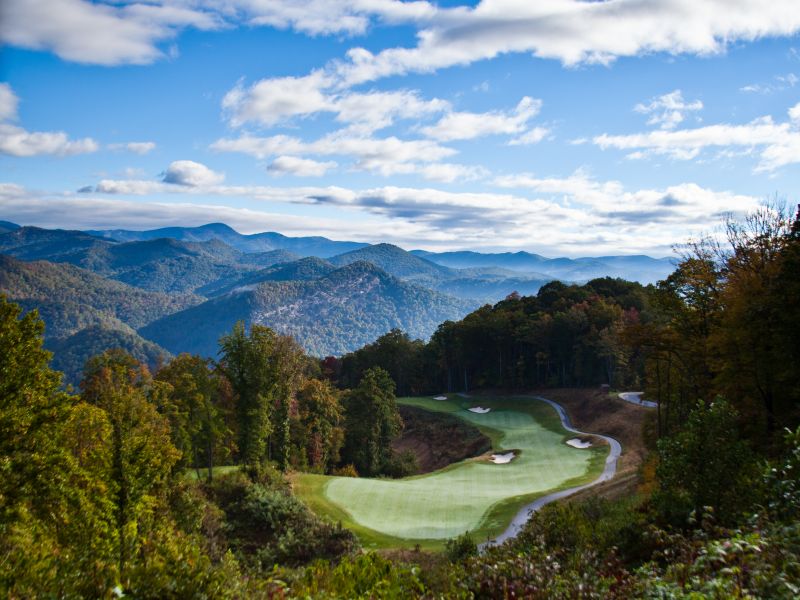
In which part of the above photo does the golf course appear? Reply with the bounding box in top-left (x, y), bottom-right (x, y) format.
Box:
top-left (293, 395), bottom-right (610, 549)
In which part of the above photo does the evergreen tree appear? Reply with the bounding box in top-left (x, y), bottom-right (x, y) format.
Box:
top-left (341, 367), bottom-right (402, 476)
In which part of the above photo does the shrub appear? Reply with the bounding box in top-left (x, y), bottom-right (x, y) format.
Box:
top-left (444, 532), bottom-right (477, 563)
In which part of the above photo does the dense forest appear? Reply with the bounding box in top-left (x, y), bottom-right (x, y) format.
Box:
top-left (2, 205), bottom-right (800, 597)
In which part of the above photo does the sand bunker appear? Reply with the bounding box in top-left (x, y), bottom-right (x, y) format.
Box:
top-left (490, 452), bottom-right (516, 464)
top-left (566, 438), bottom-right (592, 449)
top-left (433, 395), bottom-right (448, 401)
top-left (468, 406), bottom-right (491, 414)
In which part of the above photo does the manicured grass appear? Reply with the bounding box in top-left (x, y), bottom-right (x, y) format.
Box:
top-left (293, 395), bottom-right (607, 549)
top-left (185, 465), bottom-right (240, 481)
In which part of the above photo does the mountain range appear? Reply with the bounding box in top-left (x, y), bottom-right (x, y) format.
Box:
top-left (0, 221), bottom-right (676, 383)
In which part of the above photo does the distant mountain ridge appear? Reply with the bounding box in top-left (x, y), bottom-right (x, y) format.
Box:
top-left (86, 222), bottom-right (368, 257)
top-left (411, 249), bottom-right (674, 284)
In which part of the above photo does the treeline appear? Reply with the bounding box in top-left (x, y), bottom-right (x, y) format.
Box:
top-left (626, 204), bottom-right (800, 446)
top-left (336, 277), bottom-right (649, 395)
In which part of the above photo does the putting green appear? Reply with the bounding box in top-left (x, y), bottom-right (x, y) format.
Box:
top-left (293, 396), bottom-right (607, 547)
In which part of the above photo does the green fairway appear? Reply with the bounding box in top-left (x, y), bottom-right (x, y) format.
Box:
top-left (293, 395), bottom-right (607, 549)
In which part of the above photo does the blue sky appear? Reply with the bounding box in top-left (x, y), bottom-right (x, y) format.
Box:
top-left (1, 0), bottom-right (799, 256)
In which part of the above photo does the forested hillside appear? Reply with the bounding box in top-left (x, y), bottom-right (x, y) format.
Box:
top-left (336, 277), bottom-right (647, 396)
top-left (142, 261), bottom-right (474, 357)
top-left (0, 254), bottom-right (199, 337)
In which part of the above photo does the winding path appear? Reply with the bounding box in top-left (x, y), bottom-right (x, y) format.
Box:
top-left (618, 391), bottom-right (658, 408)
top-left (480, 395), bottom-right (622, 548)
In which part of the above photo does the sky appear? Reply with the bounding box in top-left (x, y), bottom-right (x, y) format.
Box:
top-left (0, 0), bottom-right (799, 257)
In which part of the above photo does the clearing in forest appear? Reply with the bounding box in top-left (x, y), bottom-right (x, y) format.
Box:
top-left (293, 395), bottom-right (608, 549)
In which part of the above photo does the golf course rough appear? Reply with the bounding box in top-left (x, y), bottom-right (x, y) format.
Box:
top-left (295, 396), bottom-right (608, 545)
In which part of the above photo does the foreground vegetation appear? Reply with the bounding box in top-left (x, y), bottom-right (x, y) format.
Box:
top-left (2, 204), bottom-right (799, 597)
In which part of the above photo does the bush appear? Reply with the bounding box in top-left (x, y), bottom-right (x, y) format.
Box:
top-left (332, 464), bottom-right (359, 477)
top-left (384, 450), bottom-right (419, 478)
top-left (207, 471), bottom-right (359, 570)
top-left (445, 532), bottom-right (478, 563)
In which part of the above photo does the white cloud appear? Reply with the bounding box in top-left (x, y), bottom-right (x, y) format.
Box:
top-left (268, 155), bottom-right (337, 177)
top-left (0, 83), bottom-right (99, 157)
top-left (789, 102), bottom-right (800, 124)
top-left (0, 83), bottom-right (19, 121)
top-left (419, 163), bottom-right (488, 183)
top-left (335, 0), bottom-right (800, 87)
top-left (740, 72), bottom-right (798, 94)
top-left (594, 106), bottom-right (800, 172)
top-left (239, 0), bottom-right (437, 36)
top-left (333, 89), bottom-right (449, 134)
top-left (0, 123), bottom-right (99, 157)
top-left (109, 141), bottom-right (156, 154)
top-left (509, 126), bottom-right (550, 146)
top-left (211, 130), bottom-right (456, 176)
top-left (0, 0), bottom-right (222, 66)
top-left (162, 160), bottom-right (225, 186)
top-left (420, 96), bottom-right (540, 142)
top-left (4, 0), bottom-right (800, 74)
top-left (222, 72), bottom-right (334, 127)
top-left (125, 141), bottom-right (156, 154)
top-left (634, 90), bottom-right (703, 130)
top-left (223, 73), bottom-right (448, 133)
top-left (81, 164), bottom-right (760, 255)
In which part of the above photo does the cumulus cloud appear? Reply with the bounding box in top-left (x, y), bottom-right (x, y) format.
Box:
top-left (0, 0), bottom-right (222, 66)
top-left (0, 83), bottom-right (99, 157)
top-left (241, 0), bottom-right (437, 36)
top-left (223, 73), bottom-right (448, 132)
top-left (509, 126), bottom-right (550, 146)
top-left (420, 96), bottom-right (540, 141)
top-left (211, 131), bottom-right (456, 177)
top-left (594, 105), bottom-right (800, 172)
top-left (4, 0), bottom-right (800, 74)
top-left (162, 160), bottom-right (225, 186)
top-left (0, 83), bottom-right (19, 121)
top-left (419, 163), bottom-right (489, 183)
top-left (493, 169), bottom-right (757, 225)
top-left (334, 0), bottom-right (800, 87)
top-left (268, 155), bottom-right (337, 177)
top-left (634, 90), bottom-right (703, 130)
top-left (0, 123), bottom-right (99, 157)
top-left (109, 141), bottom-right (157, 154)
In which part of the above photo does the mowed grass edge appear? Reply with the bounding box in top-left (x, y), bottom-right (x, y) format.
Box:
top-left (291, 395), bottom-right (609, 550)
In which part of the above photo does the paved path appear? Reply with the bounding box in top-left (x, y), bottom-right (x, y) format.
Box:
top-left (618, 391), bottom-right (658, 409)
top-left (480, 395), bottom-right (622, 549)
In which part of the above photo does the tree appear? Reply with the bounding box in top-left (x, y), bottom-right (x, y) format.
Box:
top-left (156, 354), bottom-right (230, 481)
top-left (0, 298), bottom-right (117, 597)
top-left (80, 350), bottom-right (181, 581)
top-left (218, 322), bottom-right (306, 468)
top-left (341, 367), bottom-right (402, 476)
top-left (655, 398), bottom-right (757, 525)
top-left (293, 378), bottom-right (344, 472)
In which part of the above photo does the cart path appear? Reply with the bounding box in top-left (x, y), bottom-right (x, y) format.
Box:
top-left (618, 391), bottom-right (658, 408)
top-left (480, 395), bottom-right (622, 548)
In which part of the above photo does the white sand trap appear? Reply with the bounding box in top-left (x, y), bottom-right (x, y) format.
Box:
top-left (468, 406), bottom-right (491, 414)
top-left (490, 452), bottom-right (516, 464)
top-left (566, 438), bottom-right (592, 449)
top-left (433, 395), bottom-right (448, 401)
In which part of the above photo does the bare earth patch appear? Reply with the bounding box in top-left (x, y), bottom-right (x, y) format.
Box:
top-left (393, 405), bottom-right (492, 474)
top-left (538, 388), bottom-right (650, 501)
